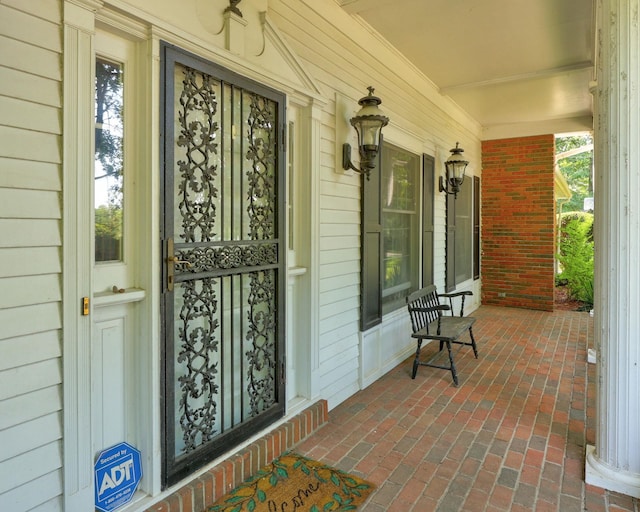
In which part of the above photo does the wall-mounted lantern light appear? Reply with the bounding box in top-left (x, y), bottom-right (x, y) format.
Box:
top-left (342, 86), bottom-right (389, 179)
top-left (439, 142), bottom-right (469, 198)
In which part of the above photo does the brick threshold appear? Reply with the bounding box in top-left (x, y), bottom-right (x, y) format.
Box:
top-left (146, 400), bottom-right (329, 512)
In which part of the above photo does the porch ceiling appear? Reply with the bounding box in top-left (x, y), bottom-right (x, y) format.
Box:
top-left (338, 0), bottom-right (595, 139)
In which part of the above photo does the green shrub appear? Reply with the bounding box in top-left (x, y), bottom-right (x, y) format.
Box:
top-left (560, 211), bottom-right (593, 242)
top-left (557, 213), bottom-right (594, 306)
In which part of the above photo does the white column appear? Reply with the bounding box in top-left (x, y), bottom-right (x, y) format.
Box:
top-left (585, 0), bottom-right (640, 498)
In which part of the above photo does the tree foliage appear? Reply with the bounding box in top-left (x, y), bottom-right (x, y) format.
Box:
top-left (556, 134), bottom-right (593, 212)
top-left (95, 205), bottom-right (123, 261)
top-left (95, 58), bottom-right (124, 196)
top-left (555, 135), bottom-right (594, 308)
top-left (557, 212), bottom-right (594, 307)
top-left (95, 58), bottom-right (124, 261)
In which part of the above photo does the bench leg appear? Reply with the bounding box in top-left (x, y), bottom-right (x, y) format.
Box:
top-left (412, 339), bottom-right (423, 379)
top-left (445, 340), bottom-right (459, 386)
top-left (468, 327), bottom-right (478, 358)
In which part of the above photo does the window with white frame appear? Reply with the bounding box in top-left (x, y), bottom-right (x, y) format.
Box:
top-left (381, 143), bottom-right (421, 314)
top-left (445, 176), bottom-right (480, 291)
top-left (361, 142), bottom-right (434, 326)
top-left (455, 179), bottom-right (473, 284)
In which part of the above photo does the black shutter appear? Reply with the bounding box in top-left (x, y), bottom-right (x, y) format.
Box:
top-left (422, 154), bottom-right (435, 287)
top-left (360, 148), bottom-right (383, 330)
top-left (445, 191), bottom-right (456, 292)
top-left (473, 176), bottom-right (480, 280)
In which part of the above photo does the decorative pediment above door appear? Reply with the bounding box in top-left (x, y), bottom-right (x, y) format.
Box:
top-left (193, 0), bottom-right (323, 101)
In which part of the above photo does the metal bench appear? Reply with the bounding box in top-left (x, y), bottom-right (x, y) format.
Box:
top-left (406, 285), bottom-right (478, 386)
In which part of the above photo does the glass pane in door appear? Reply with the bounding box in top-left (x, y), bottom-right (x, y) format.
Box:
top-left (95, 58), bottom-right (124, 262)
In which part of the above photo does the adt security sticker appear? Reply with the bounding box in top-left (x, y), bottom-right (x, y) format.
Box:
top-left (94, 442), bottom-right (142, 512)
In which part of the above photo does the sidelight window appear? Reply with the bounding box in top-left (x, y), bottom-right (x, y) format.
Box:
top-left (95, 58), bottom-right (125, 263)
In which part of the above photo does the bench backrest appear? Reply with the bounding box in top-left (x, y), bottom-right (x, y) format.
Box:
top-left (406, 284), bottom-right (440, 334)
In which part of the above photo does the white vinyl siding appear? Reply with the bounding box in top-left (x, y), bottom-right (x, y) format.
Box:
top-left (0, 1), bottom-right (64, 511)
top-left (269, 0), bottom-right (481, 407)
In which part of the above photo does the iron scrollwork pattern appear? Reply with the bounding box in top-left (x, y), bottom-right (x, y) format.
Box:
top-left (177, 279), bottom-right (220, 452)
top-left (172, 67), bottom-right (280, 456)
top-left (245, 93), bottom-right (276, 240)
top-left (176, 243), bottom-right (278, 274)
top-left (245, 93), bottom-right (278, 415)
top-left (176, 66), bottom-right (219, 243)
top-left (245, 270), bottom-right (277, 415)
top-left (174, 65), bottom-right (222, 454)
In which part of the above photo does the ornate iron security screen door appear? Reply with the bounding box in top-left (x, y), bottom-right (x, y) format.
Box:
top-left (160, 44), bottom-right (286, 487)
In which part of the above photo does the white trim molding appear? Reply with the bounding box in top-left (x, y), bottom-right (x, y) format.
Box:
top-left (62, 0), bottom-right (99, 508)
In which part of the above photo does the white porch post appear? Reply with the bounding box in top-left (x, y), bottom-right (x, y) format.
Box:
top-left (585, 0), bottom-right (640, 498)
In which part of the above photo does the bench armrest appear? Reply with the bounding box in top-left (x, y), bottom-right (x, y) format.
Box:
top-left (409, 304), bottom-right (450, 315)
top-left (438, 291), bottom-right (473, 298)
top-left (408, 304), bottom-right (450, 335)
top-left (438, 291), bottom-right (473, 317)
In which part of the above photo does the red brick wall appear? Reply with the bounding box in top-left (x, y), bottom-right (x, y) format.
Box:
top-left (481, 135), bottom-right (555, 311)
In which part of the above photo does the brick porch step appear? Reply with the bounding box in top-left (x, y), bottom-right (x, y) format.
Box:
top-left (146, 400), bottom-right (328, 512)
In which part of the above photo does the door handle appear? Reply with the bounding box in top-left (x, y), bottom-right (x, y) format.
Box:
top-left (167, 255), bottom-right (192, 266)
top-left (166, 238), bottom-right (192, 291)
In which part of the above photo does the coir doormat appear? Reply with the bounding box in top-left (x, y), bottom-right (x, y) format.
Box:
top-left (207, 452), bottom-right (376, 511)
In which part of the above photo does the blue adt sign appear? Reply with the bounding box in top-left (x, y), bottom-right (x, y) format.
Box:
top-left (95, 442), bottom-right (143, 512)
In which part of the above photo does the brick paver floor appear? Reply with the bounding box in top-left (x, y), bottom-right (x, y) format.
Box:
top-left (295, 306), bottom-right (639, 511)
